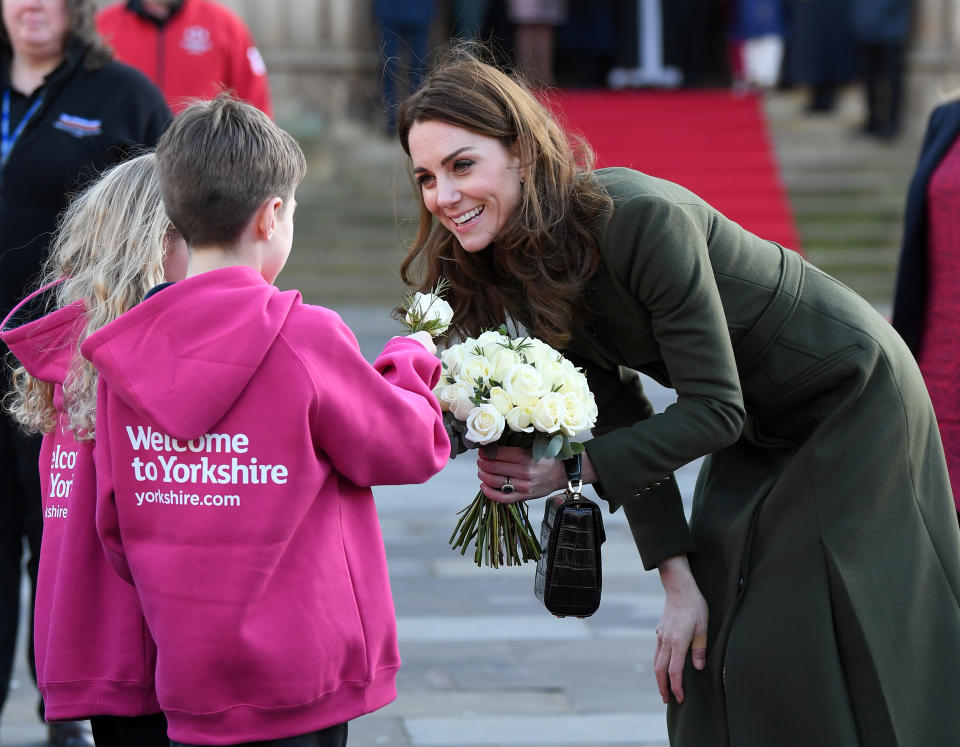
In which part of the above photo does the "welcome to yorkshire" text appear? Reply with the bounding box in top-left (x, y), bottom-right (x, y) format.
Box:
top-left (125, 425), bottom-right (288, 485)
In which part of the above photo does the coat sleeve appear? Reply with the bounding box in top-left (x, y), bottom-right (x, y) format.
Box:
top-left (93, 381), bottom-right (135, 585)
top-left (583, 194), bottom-right (745, 562)
top-left (570, 353), bottom-right (697, 569)
top-left (297, 314), bottom-right (449, 488)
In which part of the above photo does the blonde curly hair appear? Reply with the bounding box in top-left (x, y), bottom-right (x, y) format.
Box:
top-left (6, 153), bottom-right (172, 439)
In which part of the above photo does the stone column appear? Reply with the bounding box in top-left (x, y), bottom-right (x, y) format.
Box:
top-left (224, 0), bottom-right (380, 129)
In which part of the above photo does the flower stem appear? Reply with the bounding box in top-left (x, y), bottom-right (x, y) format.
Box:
top-left (448, 488), bottom-right (542, 568)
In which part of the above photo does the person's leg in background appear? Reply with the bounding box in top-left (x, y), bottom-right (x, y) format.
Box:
top-left (879, 41), bottom-right (904, 137)
top-left (89, 712), bottom-right (168, 747)
top-left (861, 42), bottom-right (881, 132)
top-left (0, 413), bottom-right (42, 722)
top-left (170, 720), bottom-right (348, 747)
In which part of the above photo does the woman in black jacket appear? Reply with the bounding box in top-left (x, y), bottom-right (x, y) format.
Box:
top-left (892, 97), bottom-right (960, 518)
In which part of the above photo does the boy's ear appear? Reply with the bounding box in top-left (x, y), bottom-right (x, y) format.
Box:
top-left (256, 197), bottom-right (284, 241)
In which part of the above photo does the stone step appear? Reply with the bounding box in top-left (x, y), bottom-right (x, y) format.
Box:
top-left (790, 194), bottom-right (904, 217)
top-left (798, 222), bottom-right (902, 243)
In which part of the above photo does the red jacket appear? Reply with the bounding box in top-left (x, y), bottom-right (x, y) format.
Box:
top-left (97, 0), bottom-right (272, 117)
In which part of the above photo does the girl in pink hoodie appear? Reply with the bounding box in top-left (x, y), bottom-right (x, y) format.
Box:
top-left (1, 153), bottom-right (187, 747)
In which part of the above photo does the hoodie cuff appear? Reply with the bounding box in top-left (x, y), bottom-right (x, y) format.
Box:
top-left (615, 475), bottom-right (696, 571)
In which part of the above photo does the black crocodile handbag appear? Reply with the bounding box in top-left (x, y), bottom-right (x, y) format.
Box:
top-left (534, 453), bottom-right (605, 618)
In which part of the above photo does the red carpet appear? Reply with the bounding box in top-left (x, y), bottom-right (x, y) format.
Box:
top-left (547, 90), bottom-right (801, 253)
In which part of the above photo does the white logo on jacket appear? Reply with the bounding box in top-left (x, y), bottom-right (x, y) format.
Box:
top-left (181, 26), bottom-right (213, 54)
top-left (247, 46), bottom-right (266, 76)
top-left (53, 114), bottom-right (102, 138)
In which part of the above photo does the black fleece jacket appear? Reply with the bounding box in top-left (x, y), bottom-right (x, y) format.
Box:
top-left (0, 37), bottom-right (171, 320)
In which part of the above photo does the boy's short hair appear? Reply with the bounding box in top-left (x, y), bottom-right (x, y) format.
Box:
top-left (156, 94), bottom-right (306, 247)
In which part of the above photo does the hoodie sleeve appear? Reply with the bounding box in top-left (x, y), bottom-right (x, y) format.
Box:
top-left (292, 313), bottom-right (449, 487)
top-left (93, 381), bottom-right (135, 585)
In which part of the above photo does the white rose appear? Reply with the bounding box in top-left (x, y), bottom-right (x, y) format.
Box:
top-left (530, 391), bottom-right (565, 433)
top-left (459, 355), bottom-right (494, 387)
top-left (439, 344), bottom-right (473, 384)
top-left (520, 338), bottom-right (559, 370)
top-left (502, 363), bottom-right (545, 409)
top-left (505, 405), bottom-right (535, 433)
top-left (487, 386), bottom-right (512, 415)
top-left (538, 358), bottom-right (570, 392)
top-left (474, 330), bottom-right (509, 357)
top-left (558, 370), bottom-right (592, 401)
top-left (559, 391), bottom-right (594, 436)
top-left (488, 346), bottom-right (521, 381)
top-left (405, 292), bottom-right (454, 336)
top-left (433, 380), bottom-right (448, 410)
top-left (465, 404), bottom-right (506, 445)
top-left (438, 382), bottom-right (476, 421)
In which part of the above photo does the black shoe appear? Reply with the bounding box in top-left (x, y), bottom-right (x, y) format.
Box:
top-left (48, 720), bottom-right (95, 747)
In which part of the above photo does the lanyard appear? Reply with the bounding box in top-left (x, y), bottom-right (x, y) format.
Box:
top-left (1, 88), bottom-right (44, 169)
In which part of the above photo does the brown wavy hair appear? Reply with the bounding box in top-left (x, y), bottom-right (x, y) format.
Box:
top-left (396, 45), bottom-right (613, 348)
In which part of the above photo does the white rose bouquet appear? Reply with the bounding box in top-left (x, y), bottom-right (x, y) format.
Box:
top-left (435, 328), bottom-right (598, 567)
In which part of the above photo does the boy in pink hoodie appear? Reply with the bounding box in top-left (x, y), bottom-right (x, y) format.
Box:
top-left (81, 95), bottom-right (450, 747)
top-left (1, 153), bottom-right (186, 746)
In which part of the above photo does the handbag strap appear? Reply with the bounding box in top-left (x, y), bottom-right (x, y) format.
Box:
top-left (563, 453), bottom-right (583, 497)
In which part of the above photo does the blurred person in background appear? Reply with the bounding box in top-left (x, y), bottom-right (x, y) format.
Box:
top-left (96, 0), bottom-right (273, 117)
top-left (449, 0), bottom-right (490, 40)
top-left (727, 0), bottom-right (786, 91)
top-left (892, 94), bottom-right (960, 520)
top-left (0, 0), bottom-right (169, 744)
top-left (784, 0), bottom-right (857, 113)
top-left (507, 0), bottom-right (567, 87)
top-left (372, 0), bottom-right (436, 134)
top-left (850, 0), bottom-right (911, 138)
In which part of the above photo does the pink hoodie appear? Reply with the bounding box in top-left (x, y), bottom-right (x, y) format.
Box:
top-left (0, 291), bottom-right (160, 721)
top-left (81, 266), bottom-right (449, 744)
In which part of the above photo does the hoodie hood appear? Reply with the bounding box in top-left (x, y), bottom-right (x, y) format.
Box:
top-left (1, 292), bottom-right (86, 387)
top-left (81, 266), bottom-right (297, 440)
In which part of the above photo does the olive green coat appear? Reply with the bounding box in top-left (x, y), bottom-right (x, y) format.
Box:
top-left (573, 168), bottom-right (960, 746)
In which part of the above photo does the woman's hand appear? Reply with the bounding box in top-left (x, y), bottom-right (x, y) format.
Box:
top-left (476, 445), bottom-right (564, 503)
top-left (654, 555), bottom-right (708, 704)
top-left (477, 445), bottom-right (600, 502)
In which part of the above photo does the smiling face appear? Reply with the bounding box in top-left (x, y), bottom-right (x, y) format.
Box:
top-left (2, 0), bottom-right (70, 62)
top-left (408, 119), bottom-right (523, 254)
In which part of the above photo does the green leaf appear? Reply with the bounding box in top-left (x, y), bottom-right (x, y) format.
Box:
top-left (531, 432), bottom-right (549, 462)
top-left (543, 434), bottom-right (564, 460)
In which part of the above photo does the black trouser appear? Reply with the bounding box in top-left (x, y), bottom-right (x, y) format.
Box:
top-left (89, 712), bottom-right (168, 747)
top-left (0, 408), bottom-right (43, 719)
top-left (171, 721), bottom-right (348, 747)
top-left (861, 41), bottom-right (904, 135)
